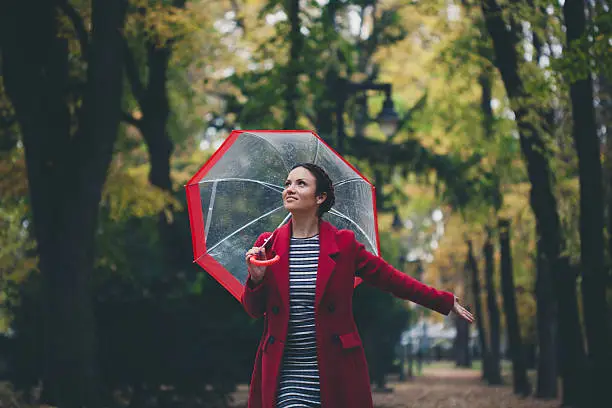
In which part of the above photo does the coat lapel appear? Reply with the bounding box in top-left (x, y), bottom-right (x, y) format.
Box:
top-left (315, 220), bottom-right (339, 307)
top-left (270, 222), bottom-right (291, 309)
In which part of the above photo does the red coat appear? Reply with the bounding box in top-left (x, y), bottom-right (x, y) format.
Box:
top-left (241, 220), bottom-right (454, 408)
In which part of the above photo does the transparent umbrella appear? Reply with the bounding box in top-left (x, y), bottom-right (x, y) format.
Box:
top-left (185, 130), bottom-right (380, 300)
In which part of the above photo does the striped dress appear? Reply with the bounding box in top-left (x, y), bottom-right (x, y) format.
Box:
top-left (276, 235), bottom-right (321, 408)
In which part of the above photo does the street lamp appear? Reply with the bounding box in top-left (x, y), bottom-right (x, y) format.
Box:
top-left (336, 78), bottom-right (400, 152)
top-left (377, 93), bottom-right (400, 138)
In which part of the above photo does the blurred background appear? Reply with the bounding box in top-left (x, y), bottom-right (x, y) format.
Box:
top-left (0, 0), bottom-right (610, 407)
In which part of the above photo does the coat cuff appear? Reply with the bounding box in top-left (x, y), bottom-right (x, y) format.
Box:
top-left (436, 291), bottom-right (456, 315)
top-left (245, 275), bottom-right (265, 292)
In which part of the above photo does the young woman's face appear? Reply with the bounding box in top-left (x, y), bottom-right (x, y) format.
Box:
top-left (282, 167), bottom-right (326, 215)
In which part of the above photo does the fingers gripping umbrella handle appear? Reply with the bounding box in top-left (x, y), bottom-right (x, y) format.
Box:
top-left (249, 254), bottom-right (280, 266)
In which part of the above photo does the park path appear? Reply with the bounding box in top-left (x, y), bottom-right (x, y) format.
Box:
top-left (229, 364), bottom-right (561, 408)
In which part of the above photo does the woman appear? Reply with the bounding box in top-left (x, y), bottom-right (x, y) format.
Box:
top-left (242, 163), bottom-right (474, 408)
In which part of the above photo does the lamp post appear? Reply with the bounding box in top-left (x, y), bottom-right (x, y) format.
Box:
top-left (335, 78), bottom-right (400, 153)
top-left (392, 212), bottom-right (404, 231)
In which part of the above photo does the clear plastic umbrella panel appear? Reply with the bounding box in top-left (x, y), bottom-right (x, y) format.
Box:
top-left (185, 130), bottom-right (380, 301)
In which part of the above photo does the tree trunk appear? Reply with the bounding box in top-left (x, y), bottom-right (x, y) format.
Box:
top-left (374, 166), bottom-right (385, 210)
top-left (483, 231), bottom-right (502, 384)
top-left (315, 1), bottom-right (339, 144)
top-left (603, 76), bottom-right (612, 299)
top-left (534, 242), bottom-right (557, 399)
top-left (466, 240), bottom-right (492, 382)
top-left (454, 313), bottom-right (472, 368)
top-left (555, 258), bottom-right (589, 408)
top-left (455, 261), bottom-right (472, 368)
top-left (354, 94), bottom-right (368, 139)
top-left (498, 219), bottom-right (531, 396)
top-left (1, 1), bottom-right (127, 406)
top-left (334, 77), bottom-right (347, 153)
top-left (140, 40), bottom-right (179, 272)
top-left (478, 61), bottom-right (502, 384)
top-left (283, 0), bottom-right (302, 129)
top-left (315, 69), bottom-right (337, 143)
top-left (478, 68), bottom-right (494, 140)
top-left (0, 111), bottom-right (18, 152)
top-left (563, 3), bottom-right (612, 406)
top-left (141, 33), bottom-right (173, 194)
top-left (601, 73), bottom-right (612, 294)
top-left (524, 341), bottom-right (537, 369)
top-left (123, 0), bottom-right (187, 275)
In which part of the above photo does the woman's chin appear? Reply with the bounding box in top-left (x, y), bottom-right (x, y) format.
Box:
top-left (284, 202), bottom-right (304, 212)
top-left (283, 205), bottom-right (317, 217)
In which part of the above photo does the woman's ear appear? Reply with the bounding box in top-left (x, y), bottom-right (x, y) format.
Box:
top-left (316, 192), bottom-right (327, 205)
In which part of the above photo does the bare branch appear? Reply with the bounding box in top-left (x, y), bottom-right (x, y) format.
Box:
top-left (57, 0), bottom-right (89, 57)
top-left (389, 92), bottom-right (428, 142)
top-left (305, 113), bottom-right (317, 126)
top-left (122, 37), bottom-right (146, 107)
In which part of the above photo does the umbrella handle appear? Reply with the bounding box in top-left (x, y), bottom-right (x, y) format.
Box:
top-left (249, 254), bottom-right (280, 266)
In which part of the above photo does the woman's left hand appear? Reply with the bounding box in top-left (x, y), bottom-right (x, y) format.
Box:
top-left (452, 297), bottom-right (474, 323)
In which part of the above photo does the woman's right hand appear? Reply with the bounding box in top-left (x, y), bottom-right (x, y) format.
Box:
top-left (245, 246), bottom-right (267, 283)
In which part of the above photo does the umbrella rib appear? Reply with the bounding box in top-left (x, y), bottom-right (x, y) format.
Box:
top-left (333, 177), bottom-right (366, 187)
top-left (204, 180), bottom-right (219, 241)
top-left (199, 177), bottom-right (284, 193)
top-left (260, 213), bottom-right (293, 248)
top-left (328, 208), bottom-right (377, 254)
top-left (205, 205), bottom-right (286, 254)
top-left (313, 139), bottom-right (320, 163)
top-left (243, 132), bottom-right (291, 172)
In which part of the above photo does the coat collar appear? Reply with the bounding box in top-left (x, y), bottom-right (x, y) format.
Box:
top-left (270, 218), bottom-right (339, 307)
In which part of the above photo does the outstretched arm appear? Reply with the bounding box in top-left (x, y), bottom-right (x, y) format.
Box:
top-left (354, 236), bottom-right (455, 315)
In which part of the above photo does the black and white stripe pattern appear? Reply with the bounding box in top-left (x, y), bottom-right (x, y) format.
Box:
top-left (276, 235), bottom-right (321, 408)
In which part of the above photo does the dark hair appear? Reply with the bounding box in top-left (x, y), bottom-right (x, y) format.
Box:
top-left (291, 162), bottom-right (335, 217)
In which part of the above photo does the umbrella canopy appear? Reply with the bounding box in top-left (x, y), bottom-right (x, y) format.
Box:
top-left (185, 130), bottom-right (380, 300)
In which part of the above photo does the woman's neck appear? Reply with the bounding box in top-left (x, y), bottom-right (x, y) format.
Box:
top-left (290, 214), bottom-right (320, 238)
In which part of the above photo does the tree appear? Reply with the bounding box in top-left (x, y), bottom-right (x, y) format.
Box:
top-left (498, 219), bottom-right (531, 396)
top-left (283, 0), bottom-right (302, 129)
top-left (0, 0), bottom-right (127, 405)
top-left (122, 0), bottom-right (189, 274)
top-left (562, 1), bottom-right (612, 404)
top-left (467, 240), bottom-right (493, 382)
top-left (454, 258), bottom-right (472, 369)
top-left (483, 231), bottom-right (502, 384)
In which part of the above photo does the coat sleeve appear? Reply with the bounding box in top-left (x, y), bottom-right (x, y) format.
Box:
top-left (241, 232), bottom-right (272, 318)
top-left (353, 233), bottom-right (455, 315)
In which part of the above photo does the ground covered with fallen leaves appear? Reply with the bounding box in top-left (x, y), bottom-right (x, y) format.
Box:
top-left (229, 363), bottom-right (561, 408)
